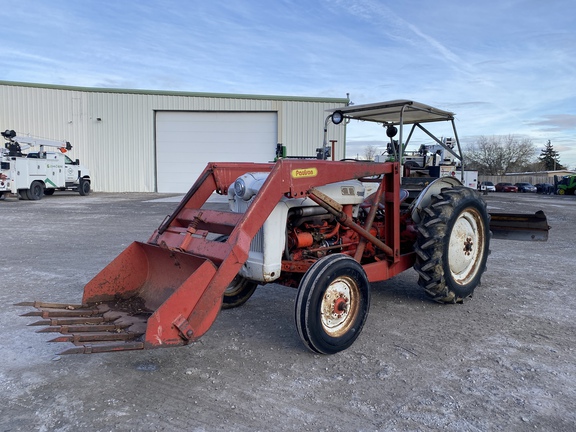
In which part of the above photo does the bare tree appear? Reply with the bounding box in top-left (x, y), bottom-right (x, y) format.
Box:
top-left (363, 145), bottom-right (378, 161)
top-left (464, 135), bottom-right (536, 175)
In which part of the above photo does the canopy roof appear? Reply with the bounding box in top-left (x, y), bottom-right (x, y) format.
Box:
top-left (327, 100), bottom-right (455, 125)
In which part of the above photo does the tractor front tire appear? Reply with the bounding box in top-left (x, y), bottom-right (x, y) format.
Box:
top-left (414, 186), bottom-right (490, 303)
top-left (214, 235), bottom-right (258, 309)
top-left (221, 275), bottom-right (258, 310)
top-left (295, 254), bottom-right (370, 354)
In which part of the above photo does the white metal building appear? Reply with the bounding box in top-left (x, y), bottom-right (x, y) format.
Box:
top-left (0, 81), bottom-right (348, 193)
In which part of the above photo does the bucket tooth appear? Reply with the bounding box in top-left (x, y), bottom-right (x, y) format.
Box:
top-left (37, 323), bottom-right (130, 333)
top-left (58, 341), bottom-right (145, 355)
top-left (48, 330), bottom-right (144, 344)
top-left (28, 316), bottom-right (108, 327)
top-left (20, 307), bottom-right (103, 318)
top-left (14, 301), bottom-right (36, 307)
top-left (28, 320), bottom-right (53, 326)
top-left (14, 301), bottom-right (86, 309)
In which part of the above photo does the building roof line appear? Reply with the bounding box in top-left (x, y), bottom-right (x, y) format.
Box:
top-left (0, 80), bottom-right (349, 103)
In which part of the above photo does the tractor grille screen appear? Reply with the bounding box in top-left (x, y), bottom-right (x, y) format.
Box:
top-left (250, 227), bottom-right (264, 253)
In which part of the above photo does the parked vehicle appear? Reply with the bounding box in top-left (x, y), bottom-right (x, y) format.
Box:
top-left (478, 181), bottom-right (496, 192)
top-left (535, 183), bottom-right (555, 194)
top-left (1, 130), bottom-right (91, 200)
top-left (556, 175), bottom-right (576, 195)
top-left (495, 182), bottom-right (518, 193)
top-left (515, 182), bottom-right (537, 193)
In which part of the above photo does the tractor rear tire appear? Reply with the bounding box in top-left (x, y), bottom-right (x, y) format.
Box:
top-left (295, 254), bottom-right (370, 354)
top-left (214, 235), bottom-right (258, 309)
top-left (414, 186), bottom-right (490, 303)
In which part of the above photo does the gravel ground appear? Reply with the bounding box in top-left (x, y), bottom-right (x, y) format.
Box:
top-left (0, 190), bottom-right (574, 432)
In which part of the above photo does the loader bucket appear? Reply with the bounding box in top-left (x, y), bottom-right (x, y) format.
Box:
top-left (19, 242), bottom-right (220, 354)
top-left (82, 242), bottom-right (213, 308)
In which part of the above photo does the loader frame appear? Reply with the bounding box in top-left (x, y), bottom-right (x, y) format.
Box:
top-left (21, 159), bottom-right (414, 354)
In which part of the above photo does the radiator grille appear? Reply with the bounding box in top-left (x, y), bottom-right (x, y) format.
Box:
top-left (250, 227), bottom-right (264, 253)
top-left (233, 195), bottom-right (263, 253)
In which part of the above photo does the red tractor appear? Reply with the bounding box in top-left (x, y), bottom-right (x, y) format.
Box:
top-left (20, 100), bottom-right (549, 355)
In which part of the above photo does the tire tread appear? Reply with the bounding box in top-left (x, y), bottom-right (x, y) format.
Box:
top-left (414, 186), bottom-right (490, 304)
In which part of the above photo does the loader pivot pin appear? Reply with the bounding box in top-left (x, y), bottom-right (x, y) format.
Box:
top-left (173, 315), bottom-right (194, 341)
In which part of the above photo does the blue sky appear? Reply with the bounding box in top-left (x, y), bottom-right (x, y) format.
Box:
top-left (2, 0), bottom-right (575, 169)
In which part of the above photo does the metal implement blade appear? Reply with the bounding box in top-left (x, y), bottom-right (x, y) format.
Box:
top-left (489, 210), bottom-right (550, 241)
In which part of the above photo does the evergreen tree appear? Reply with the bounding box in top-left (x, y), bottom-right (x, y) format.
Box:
top-left (538, 140), bottom-right (565, 171)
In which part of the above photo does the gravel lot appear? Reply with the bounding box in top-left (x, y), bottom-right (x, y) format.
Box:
top-left (0, 190), bottom-right (574, 431)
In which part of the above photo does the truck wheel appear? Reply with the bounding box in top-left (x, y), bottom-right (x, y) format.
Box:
top-left (414, 186), bottom-right (490, 303)
top-left (79, 179), bottom-right (91, 196)
top-left (28, 181), bottom-right (44, 200)
top-left (214, 235), bottom-right (258, 309)
top-left (295, 254), bottom-right (370, 354)
top-left (44, 189), bottom-right (55, 196)
top-left (18, 189), bottom-right (29, 200)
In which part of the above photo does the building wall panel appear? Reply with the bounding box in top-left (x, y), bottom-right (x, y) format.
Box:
top-left (1, 81), bottom-right (347, 192)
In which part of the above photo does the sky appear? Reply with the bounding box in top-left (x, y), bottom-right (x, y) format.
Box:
top-left (1, 0), bottom-right (575, 169)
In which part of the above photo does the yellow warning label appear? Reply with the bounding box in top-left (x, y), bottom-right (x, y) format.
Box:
top-left (291, 168), bottom-right (318, 178)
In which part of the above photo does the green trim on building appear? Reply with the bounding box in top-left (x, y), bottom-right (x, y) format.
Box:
top-left (0, 80), bottom-right (349, 104)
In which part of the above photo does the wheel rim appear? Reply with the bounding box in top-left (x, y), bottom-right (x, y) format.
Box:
top-left (320, 276), bottom-right (360, 337)
top-left (448, 207), bottom-right (485, 286)
top-left (32, 183), bottom-right (43, 199)
top-left (224, 275), bottom-right (245, 296)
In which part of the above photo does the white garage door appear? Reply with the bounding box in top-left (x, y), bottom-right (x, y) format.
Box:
top-left (156, 111), bottom-right (277, 193)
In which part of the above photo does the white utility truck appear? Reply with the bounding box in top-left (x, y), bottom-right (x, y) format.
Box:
top-left (1, 130), bottom-right (91, 200)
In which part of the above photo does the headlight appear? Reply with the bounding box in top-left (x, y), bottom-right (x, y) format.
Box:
top-left (231, 172), bottom-right (269, 201)
top-left (331, 111), bottom-right (344, 125)
top-left (234, 178), bottom-right (246, 198)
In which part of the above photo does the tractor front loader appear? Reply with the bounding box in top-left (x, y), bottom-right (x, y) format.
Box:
top-left (20, 160), bottom-right (411, 354)
top-left (18, 100), bottom-right (550, 355)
